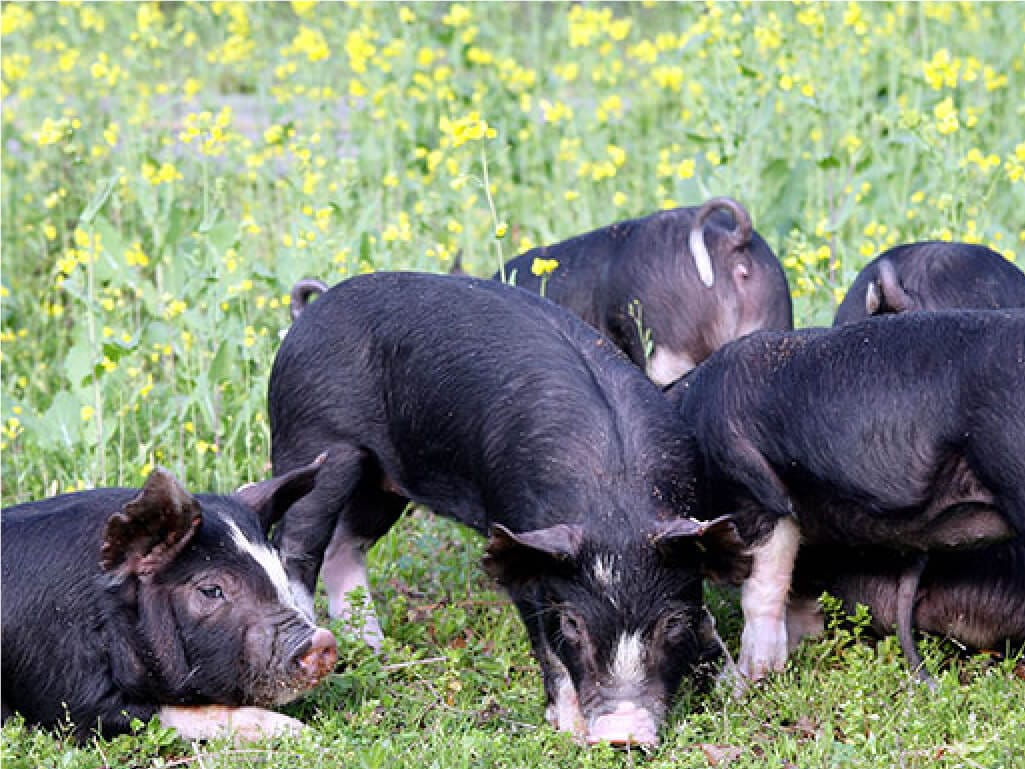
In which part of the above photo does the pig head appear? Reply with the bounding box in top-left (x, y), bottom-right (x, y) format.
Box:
top-left (1, 458), bottom-right (336, 741)
top-left (482, 514), bottom-right (748, 746)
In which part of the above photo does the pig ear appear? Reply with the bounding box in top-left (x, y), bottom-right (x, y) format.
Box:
top-left (101, 468), bottom-right (202, 577)
top-left (234, 452), bottom-right (327, 533)
top-left (482, 523), bottom-right (584, 586)
top-left (653, 515), bottom-right (751, 584)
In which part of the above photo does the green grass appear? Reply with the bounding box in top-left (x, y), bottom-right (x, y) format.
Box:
top-left (2, 2), bottom-right (1024, 766)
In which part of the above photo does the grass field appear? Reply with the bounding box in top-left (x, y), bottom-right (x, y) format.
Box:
top-left (2, 2), bottom-right (1024, 767)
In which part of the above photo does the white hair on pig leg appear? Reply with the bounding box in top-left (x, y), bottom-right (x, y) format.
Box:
top-left (738, 515), bottom-right (801, 680)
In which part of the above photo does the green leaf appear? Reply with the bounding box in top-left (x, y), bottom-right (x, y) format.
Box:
top-left (63, 342), bottom-right (95, 390)
top-left (79, 174), bottom-right (119, 225)
top-left (207, 339), bottom-right (236, 388)
top-left (39, 391), bottom-right (84, 451)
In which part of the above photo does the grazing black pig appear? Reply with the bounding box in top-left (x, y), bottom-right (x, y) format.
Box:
top-left (667, 310), bottom-right (1025, 681)
top-left (496, 198), bottom-right (793, 386)
top-left (1, 459), bottom-right (338, 741)
top-left (270, 271), bottom-right (746, 746)
top-left (834, 242), bottom-right (1025, 325)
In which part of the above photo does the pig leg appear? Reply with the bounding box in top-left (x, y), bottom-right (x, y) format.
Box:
top-left (322, 481), bottom-right (408, 649)
top-left (785, 593), bottom-right (825, 652)
top-left (320, 525), bottom-right (384, 648)
top-left (738, 516), bottom-right (801, 680)
top-left (271, 445), bottom-right (367, 621)
top-left (896, 553), bottom-right (937, 691)
top-left (158, 705), bottom-right (305, 741)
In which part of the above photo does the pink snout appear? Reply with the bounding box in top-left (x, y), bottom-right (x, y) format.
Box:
top-left (298, 628), bottom-right (338, 683)
top-left (586, 702), bottom-right (659, 747)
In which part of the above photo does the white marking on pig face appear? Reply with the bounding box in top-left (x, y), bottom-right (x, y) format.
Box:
top-left (646, 345), bottom-right (697, 387)
top-left (591, 554), bottom-right (621, 594)
top-left (546, 663), bottom-right (587, 738)
top-left (610, 631), bottom-right (646, 687)
top-left (738, 516), bottom-right (801, 680)
top-left (224, 519), bottom-right (305, 617)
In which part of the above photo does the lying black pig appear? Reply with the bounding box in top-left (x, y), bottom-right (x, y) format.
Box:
top-left (496, 198), bottom-right (793, 386)
top-left (668, 310), bottom-right (1025, 682)
top-left (834, 241), bottom-right (1025, 324)
top-left (1, 458), bottom-right (337, 741)
top-left (270, 271), bottom-right (746, 747)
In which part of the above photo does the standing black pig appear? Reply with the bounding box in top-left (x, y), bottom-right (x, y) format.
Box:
top-left (270, 271), bottom-right (746, 746)
top-left (1, 459), bottom-right (337, 741)
top-left (834, 241), bottom-right (1025, 325)
top-left (667, 310), bottom-right (1025, 682)
top-left (496, 198), bottom-right (793, 386)
top-left (776, 243), bottom-right (1025, 677)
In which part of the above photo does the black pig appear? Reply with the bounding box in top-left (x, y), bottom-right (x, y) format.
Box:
top-left (668, 310), bottom-right (1025, 681)
top-left (1, 459), bottom-right (337, 741)
top-left (834, 242), bottom-right (1025, 325)
top-left (777, 245), bottom-right (1025, 679)
top-left (270, 272), bottom-right (745, 746)
top-left (496, 198), bottom-right (793, 386)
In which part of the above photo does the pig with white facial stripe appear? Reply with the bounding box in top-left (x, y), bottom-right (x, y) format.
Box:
top-left (1, 458), bottom-right (337, 741)
top-left (271, 272), bottom-right (748, 746)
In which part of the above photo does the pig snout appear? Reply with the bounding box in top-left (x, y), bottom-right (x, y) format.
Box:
top-left (586, 702), bottom-right (659, 747)
top-left (296, 628), bottom-right (338, 682)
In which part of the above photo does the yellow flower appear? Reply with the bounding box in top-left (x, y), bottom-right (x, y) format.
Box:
top-left (1, 4), bottom-right (34, 36)
top-left (103, 122), bottom-right (120, 147)
top-left (531, 257), bottom-right (559, 277)
top-left (442, 4), bottom-right (472, 27)
top-left (933, 97), bottom-right (959, 136)
top-left (540, 99), bottom-right (573, 124)
top-left (290, 25), bottom-right (330, 63)
top-left (36, 117), bottom-right (69, 147)
top-left (80, 405), bottom-right (95, 423)
top-left (923, 49), bottom-right (960, 90)
top-left (125, 242), bottom-right (149, 267)
top-left (439, 111), bottom-right (495, 147)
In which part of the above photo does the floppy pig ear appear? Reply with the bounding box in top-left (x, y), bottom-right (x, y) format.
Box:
top-left (101, 468), bottom-right (202, 577)
top-left (482, 523), bottom-right (584, 586)
top-left (653, 514), bottom-right (751, 585)
top-left (234, 452), bottom-right (327, 533)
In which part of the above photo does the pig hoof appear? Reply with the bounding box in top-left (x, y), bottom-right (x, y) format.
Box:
top-left (738, 619), bottom-right (788, 680)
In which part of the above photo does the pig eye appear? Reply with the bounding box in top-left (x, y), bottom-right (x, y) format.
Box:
top-left (559, 611), bottom-right (587, 645)
top-left (198, 585), bottom-right (225, 601)
top-left (660, 611), bottom-right (693, 643)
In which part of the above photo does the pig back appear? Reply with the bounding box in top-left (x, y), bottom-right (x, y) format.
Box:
top-left (268, 272), bottom-right (692, 532)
